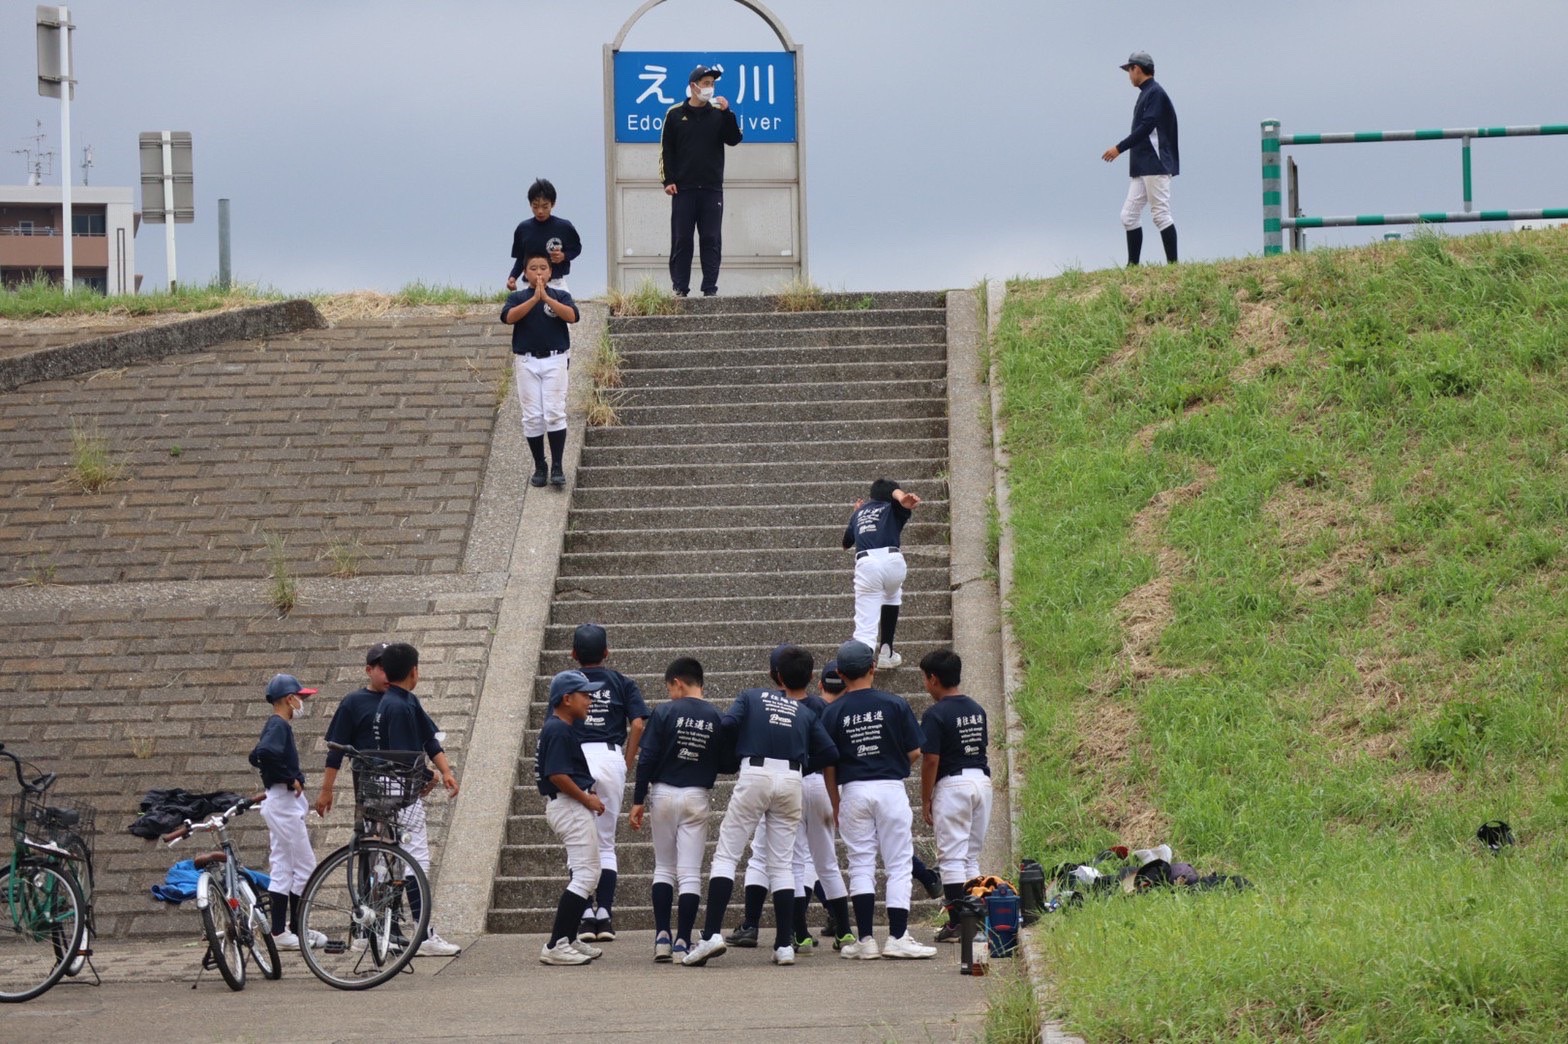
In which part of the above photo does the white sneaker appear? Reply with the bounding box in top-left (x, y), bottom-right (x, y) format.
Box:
top-left (349, 935), bottom-right (369, 953)
top-left (772, 944), bottom-right (795, 966)
top-left (680, 934), bottom-right (727, 967)
top-left (839, 936), bottom-right (881, 960)
top-left (654, 934), bottom-right (673, 962)
top-left (539, 938), bottom-right (591, 966)
top-left (569, 937), bottom-right (603, 960)
top-left (305, 928), bottom-right (328, 950)
top-left (883, 933), bottom-right (937, 959)
top-left (877, 647), bottom-right (902, 670)
top-left (271, 930), bottom-right (301, 949)
top-left (418, 931), bottom-right (461, 957)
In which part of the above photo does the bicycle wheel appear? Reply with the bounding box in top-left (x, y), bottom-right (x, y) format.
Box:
top-left (197, 871), bottom-right (245, 991)
top-left (0, 861), bottom-right (85, 1003)
top-left (298, 841), bottom-right (429, 990)
top-left (237, 879), bottom-right (280, 980)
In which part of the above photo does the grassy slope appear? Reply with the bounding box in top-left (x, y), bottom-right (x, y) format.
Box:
top-left (995, 229), bottom-right (1568, 1042)
top-left (0, 277), bottom-right (506, 319)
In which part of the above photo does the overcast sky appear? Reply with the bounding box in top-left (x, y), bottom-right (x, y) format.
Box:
top-left (3, 0), bottom-right (1565, 296)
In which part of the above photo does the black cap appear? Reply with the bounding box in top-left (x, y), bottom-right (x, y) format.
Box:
top-left (365, 642), bottom-right (390, 665)
top-left (689, 64), bottom-right (723, 83)
top-left (835, 640), bottom-right (875, 680)
top-left (820, 659), bottom-right (845, 694)
top-left (572, 623), bottom-right (608, 662)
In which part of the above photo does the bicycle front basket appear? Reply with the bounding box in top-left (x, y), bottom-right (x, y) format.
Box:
top-left (11, 792), bottom-right (97, 861)
top-left (353, 752), bottom-right (429, 822)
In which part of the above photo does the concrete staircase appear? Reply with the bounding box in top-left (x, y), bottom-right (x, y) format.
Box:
top-left (486, 292), bottom-right (954, 933)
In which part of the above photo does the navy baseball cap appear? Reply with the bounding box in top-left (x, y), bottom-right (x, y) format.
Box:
top-left (769, 642), bottom-right (798, 675)
top-left (572, 623), bottom-right (608, 662)
top-left (1119, 50), bottom-right (1154, 71)
top-left (548, 669), bottom-right (594, 706)
top-left (688, 63), bottom-right (723, 83)
top-left (365, 642), bottom-right (390, 665)
top-left (821, 659), bottom-right (845, 694)
top-left (835, 640), bottom-right (875, 680)
top-left (265, 673), bottom-right (317, 703)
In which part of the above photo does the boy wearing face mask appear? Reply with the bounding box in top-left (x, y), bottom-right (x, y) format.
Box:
top-left (250, 673), bottom-right (327, 950)
top-left (659, 63), bottom-right (743, 298)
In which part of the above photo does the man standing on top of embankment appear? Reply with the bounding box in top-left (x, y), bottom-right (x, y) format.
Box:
top-left (1102, 50), bottom-right (1180, 267)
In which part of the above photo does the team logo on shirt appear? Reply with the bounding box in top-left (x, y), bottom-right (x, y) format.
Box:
top-left (546, 237), bottom-right (562, 255)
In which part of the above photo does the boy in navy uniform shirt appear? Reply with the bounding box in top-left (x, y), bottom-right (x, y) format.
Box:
top-left (570, 623), bottom-right (650, 942)
top-left (821, 640), bottom-right (937, 960)
top-left (506, 178), bottom-right (582, 291)
top-left (501, 251), bottom-right (580, 489)
top-left (372, 643), bottom-right (462, 956)
top-left (917, 649), bottom-right (992, 940)
top-left (843, 478), bottom-right (922, 669)
top-left (538, 670), bottom-right (607, 966)
top-left (250, 672), bottom-right (324, 949)
top-left (628, 657), bottom-right (725, 962)
top-left (313, 641), bottom-right (391, 818)
top-left (684, 651), bottom-right (837, 968)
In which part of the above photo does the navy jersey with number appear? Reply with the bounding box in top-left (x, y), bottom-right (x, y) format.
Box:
top-left (821, 688), bottom-right (922, 783)
top-left (373, 685), bottom-right (443, 759)
top-left (633, 697), bottom-right (726, 803)
top-left (920, 695), bottom-right (990, 776)
top-left (725, 688), bottom-right (835, 768)
top-left (579, 666), bottom-right (650, 746)
top-left (536, 715), bottom-right (596, 797)
top-left (842, 499), bottom-right (912, 553)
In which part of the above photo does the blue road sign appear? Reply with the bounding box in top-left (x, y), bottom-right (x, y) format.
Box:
top-left (613, 51), bottom-right (796, 144)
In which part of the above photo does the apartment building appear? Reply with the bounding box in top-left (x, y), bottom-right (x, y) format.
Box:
top-left (0, 184), bottom-right (138, 294)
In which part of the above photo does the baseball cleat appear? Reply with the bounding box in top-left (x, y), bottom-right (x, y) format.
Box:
top-left (529, 465), bottom-right (548, 488)
top-left (725, 924), bottom-right (759, 948)
top-left (539, 938), bottom-right (592, 965)
top-left (654, 933), bottom-right (673, 962)
top-left (577, 917), bottom-right (600, 942)
top-left (671, 939), bottom-right (690, 960)
top-left (883, 934), bottom-right (937, 959)
top-left (793, 935), bottom-right (816, 953)
top-left (934, 922), bottom-right (962, 944)
top-left (772, 945), bottom-right (796, 965)
top-left (832, 932), bottom-right (855, 952)
top-left (681, 934), bottom-right (727, 967)
top-left (549, 464), bottom-right (566, 487)
top-left (569, 937), bottom-right (603, 960)
top-left (839, 936), bottom-right (880, 960)
top-left (417, 931), bottom-right (460, 956)
top-left (877, 647), bottom-right (902, 670)
top-left (595, 917), bottom-right (616, 941)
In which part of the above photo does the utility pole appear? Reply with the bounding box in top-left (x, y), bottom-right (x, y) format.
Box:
top-left (36, 5), bottom-right (77, 290)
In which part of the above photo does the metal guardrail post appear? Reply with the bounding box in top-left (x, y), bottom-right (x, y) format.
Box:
top-left (1262, 119), bottom-right (1283, 256)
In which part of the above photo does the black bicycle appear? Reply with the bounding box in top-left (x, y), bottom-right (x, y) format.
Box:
top-left (0, 743), bottom-right (96, 1003)
top-left (295, 743), bottom-right (430, 990)
top-left (162, 793), bottom-right (281, 991)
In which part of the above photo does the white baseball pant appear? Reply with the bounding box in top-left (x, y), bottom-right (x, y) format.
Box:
top-left (650, 783), bottom-right (711, 896)
top-left (394, 797), bottom-right (430, 871)
top-left (582, 742), bottom-right (626, 874)
top-left (852, 548), bottom-right (906, 650)
top-left (260, 785), bottom-right (317, 894)
top-left (709, 761), bottom-right (802, 893)
top-left (839, 779), bottom-right (914, 911)
top-left (1121, 175), bottom-right (1174, 231)
top-left (801, 772), bottom-right (847, 900)
top-left (742, 812), bottom-right (818, 896)
top-left (546, 794), bottom-right (602, 899)
top-left (932, 769), bottom-right (993, 884)
top-left (514, 351), bottom-right (569, 438)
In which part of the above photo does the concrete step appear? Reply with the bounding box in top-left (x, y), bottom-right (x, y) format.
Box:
top-left (562, 522), bottom-right (950, 554)
top-left (610, 398), bottom-right (947, 427)
top-left (567, 501), bottom-right (948, 531)
top-left (609, 378), bottom-right (946, 409)
top-left (620, 359), bottom-right (946, 389)
top-left (605, 291), bottom-right (944, 322)
top-left (615, 328), bottom-right (945, 355)
top-left (577, 438), bottom-right (947, 468)
top-left (544, 591), bottom-right (952, 626)
top-left (554, 546), bottom-right (946, 578)
top-left (608, 307), bottom-right (946, 335)
top-left (566, 479), bottom-right (950, 512)
top-left (486, 898), bottom-right (942, 935)
top-left (582, 417), bottom-right (948, 449)
top-left (554, 565), bottom-right (950, 601)
top-left (541, 614), bottom-right (951, 652)
top-left (575, 457), bottom-right (944, 490)
top-left (521, 640), bottom-right (953, 677)
top-left (520, 671), bottom-right (938, 704)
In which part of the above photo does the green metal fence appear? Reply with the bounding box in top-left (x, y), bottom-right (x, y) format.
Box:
top-left (1260, 119), bottom-right (1568, 254)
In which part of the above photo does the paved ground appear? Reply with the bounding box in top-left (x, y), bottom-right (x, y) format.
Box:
top-left (9, 935), bottom-right (1006, 1042)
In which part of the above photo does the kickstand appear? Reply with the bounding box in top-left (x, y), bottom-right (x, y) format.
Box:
top-left (63, 946), bottom-right (102, 988)
top-left (190, 943), bottom-right (216, 990)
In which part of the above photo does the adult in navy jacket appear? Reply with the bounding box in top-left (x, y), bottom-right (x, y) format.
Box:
top-left (1102, 50), bottom-right (1180, 267)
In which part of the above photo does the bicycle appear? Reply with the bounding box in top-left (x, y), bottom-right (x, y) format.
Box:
top-left (161, 792), bottom-right (281, 991)
top-left (296, 743), bottom-right (431, 990)
top-left (0, 742), bottom-right (96, 1003)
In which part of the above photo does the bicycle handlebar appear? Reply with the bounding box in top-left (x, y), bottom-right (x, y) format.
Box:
top-left (160, 792), bottom-right (267, 846)
top-left (0, 746), bottom-right (56, 795)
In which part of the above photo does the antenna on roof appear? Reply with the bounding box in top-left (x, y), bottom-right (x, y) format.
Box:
top-left (13, 120), bottom-right (56, 186)
top-left (80, 144), bottom-right (93, 186)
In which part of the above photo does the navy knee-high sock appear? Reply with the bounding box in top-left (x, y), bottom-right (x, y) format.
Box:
top-left (526, 435), bottom-right (546, 470)
top-left (651, 882), bottom-right (674, 937)
top-left (879, 604), bottom-right (900, 651)
top-left (888, 907), bottom-right (909, 939)
top-left (595, 868), bottom-right (617, 917)
top-left (742, 883), bottom-right (767, 929)
top-left (793, 894), bottom-right (811, 940)
top-left (701, 877), bottom-right (735, 939)
top-left (549, 890), bottom-right (591, 947)
top-left (851, 893), bottom-right (876, 940)
top-left (1160, 224), bottom-right (1178, 263)
top-left (269, 891), bottom-right (289, 936)
top-left (943, 882), bottom-right (965, 904)
top-left (406, 873), bottom-right (423, 935)
top-left (676, 892), bottom-right (701, 944)
top-left (772, 890), bottom-right (795, 950)
top-left (1127, 227), bottom-right (1144, 266)
top-left (547, 427), bottom-right (567, 469)
top-left (287, 893), bottom-right (301, 936)
top-left (827, 896), bottom-right (852, 939)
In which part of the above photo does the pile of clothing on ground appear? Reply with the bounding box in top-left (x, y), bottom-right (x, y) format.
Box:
top-left (1037, 844), bottom-right (1250, 912)
top-left (126, 788), bottom-right (246, 840)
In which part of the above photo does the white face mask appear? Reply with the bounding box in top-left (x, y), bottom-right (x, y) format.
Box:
top-left (291, 695), bottom-right (310, 719)
top-left (697, 86), bottom-right (715, 101)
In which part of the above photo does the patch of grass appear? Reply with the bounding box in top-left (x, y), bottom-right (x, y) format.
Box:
top-left (388, 281), bottom-right (506, 307)
top-left (0, 273), bottom-right (281, 318)
top-left (66, 420), bottom-right (125, 492)
top-left (984, 967), bottom-right (1044, 1043)
top-left (607, 278), bottom-right (681, 316)
top-left (321, 537), bottom-right (366, 579)
top-left (995, 225), bottom-right (1568, 1040)
top-left (823, 292), bottom-right (876, 311)
top-left (14, 558), bottom-right (58, 587)
top-left (588, 331), bottom-right (624, 390)
top-left (262, 531), bottom-right (297, 615)
top-left (775, 278), bottom-right (826, 312)
top-left (586, 386), bottom-right (623, 428)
